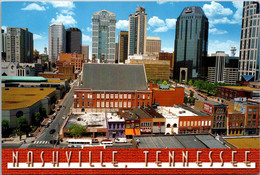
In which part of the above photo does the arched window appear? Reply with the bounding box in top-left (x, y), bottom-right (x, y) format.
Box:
top-left (167, 123), bottom-right (171, 128)
top-left (173, 123), bottom-right (177, 128)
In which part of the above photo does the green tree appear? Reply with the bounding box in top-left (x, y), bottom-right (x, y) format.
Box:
top-left (51, 62), bottom-right (56, 68)
top-left (175, 80), bottom-right (179, 83)
top-left (183, 81), bottom-right (188, 85)
top-left (39, 107), bottom-right (47, 118)
top-left (2, 120), bottom-right (10, 138)
top-left (188, 80), bottom-right (193, 86)
top-left (190, 91), bottom-right (194, 98)
top-left (33, 112), bottom-right (41, 126)
top-left (158, 80), bottom-right (162, 84)
top-left (147, 77), bottom-right (151, 83)
top-left (68, 124), bottom-right (86, 138)
top-left (163, 80), bottom-right (168, 85)
top-left (17, 116), bottom-right (30, 136)
top-left (184, 96), bottom-right (189, 104)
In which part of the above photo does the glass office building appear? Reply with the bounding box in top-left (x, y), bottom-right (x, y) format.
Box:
top-left (174, 6), bottom-right (208, 82)
top-left (92, 10), bottom-right (116, 63)
top-left (66, 28), bottom-right (82, 54)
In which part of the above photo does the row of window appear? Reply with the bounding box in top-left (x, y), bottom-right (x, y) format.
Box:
top-left (213, 122), bottom-right (225, 128)
top-left (76, 93), bottom-right (151, 100)
top-left (180, 120), bottom-right (211, 127)
top-left (229, 129), bottom-right (243, 135)
top-left (109, 123), bottom-right (124, 129)
top-left (247, 121), bottom-right (256, 127)
top-left (214, 115), bottom-right (226, 121)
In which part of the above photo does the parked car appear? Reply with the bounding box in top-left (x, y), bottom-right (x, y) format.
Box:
top-left (45, 123), bottom-right (50, 128)
top-left (51, 115), bottom-right (56, 120)
top-left (114, 138), bottom-right (127, 143)
top-left (62, 115), bottom-right (67, 120)
top-left (92, 138), bottom-right (99, 143)
top-left (100, 139), bottom-right (113, 146)
top-left (47, 120), bottom-right (52, 124)
top-left (53, 112), bottom-right (57, 117)
top-left (49, 129), bottom-right (56, 134)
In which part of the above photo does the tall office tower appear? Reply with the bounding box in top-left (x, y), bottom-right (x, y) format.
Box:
top-left (146, 37), bottom-right (161, 58)
top-left (118, 31), bottom-right (128, 63)
top-left (92, 10), bottom-right (116, 63)
top-left (239, 1), bottom-right (260, 81)
top-left (49, 23), bottom-right (66, 63)
top-left (81, 45), bottom-right (89, 61)
top-left (174, 7), bottom-right (209, 82)
top-left (5, 27), bottom-right (33, 63)
top-left (66, 28), bottom-right (82, 54)
top-left (115, 43), bottom-right (119, 63)
top-left (128, 6), bottom-right (147, 56)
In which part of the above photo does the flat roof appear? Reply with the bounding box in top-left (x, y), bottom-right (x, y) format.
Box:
top-left (224, 137), bottom-right (260, 148)
top-left (157, 106), bottom-right (198, 117)
top-left (65, 113), bottom-right (107, 129)
top-left (135, 134), bottom-right (228, 148)
top-left (107, 112), bottom-right (125, 122)
top-left (219, 86), bottom-right (260, 91)
top-left (47, 79), bottom-right (65, 83)
top-left (204, 100), bottom-right (228, 107)
top-left (2, 76), bottom-right (47, 82)
top-left (2, 87), bottom-right (56, 110)
top-left (156, 107), bottom-right (179, 119)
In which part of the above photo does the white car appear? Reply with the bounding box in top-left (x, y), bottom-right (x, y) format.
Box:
top-left (62, 115), bottom-right (67, 120)
top-left (114, 138), bottom-right (127, 143)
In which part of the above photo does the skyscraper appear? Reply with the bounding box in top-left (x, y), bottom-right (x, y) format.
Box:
top-left (5, 27), bottom-right (33, 63)
top-left (128, 6), bottom-right (147, 56)
top-left (66, 28), bottom-right (82, 54)
top-left (49, 23), bottom-right (66, 63)
top-left (146, 36), bottom-right (161, 58)
top-left (118, 31), bottom-right (128, 63)
top-left (239, 1), bottom-right (260, 81)
top-left (174, 6), bottom-right (209, 82)
top-left (81, 45), bottom-right (89, 61)
top-left (92, 10), bottom-right (116, 63)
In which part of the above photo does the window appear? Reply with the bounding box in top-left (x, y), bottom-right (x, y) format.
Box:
top-left (106, 94), bottom-right (109, 99)
top-left (101, 102), bottom-right (104, 107)
top-left (253, 108), bottom-right (257, 113)
top-left (110, 102), bottom-right (113, 108)
top-left (153, 122), bottom-right (159, 126)
top-left (121, 124), bottom-right (124, 129)
top-left (167, 123), bottom-right (171, 128)
top-left (194, 121), bottom-right (197, 126)
top-left (209, 121), bottom-right (211, 126)
top-left (115, 102), bottom-right (118, 108)
top-left (128, 94), bottom-right (131, 99)
top-left (248, 108), bottom-right (252, 113)
top-left (109, 124), bottom-right (111, 129)
top-left (137, 102), bottom-right (140, 106)
top-left (180, 121), bottom-right (183, 126)
top-left (138, 94), bottom-right (140, 99)
top-left (89, 94), bottom-right (92, 99)
top-left (82, 102), bottom-right (84, 107)
top-left (128, 102), bottom-right (131, 108)
top-left (87, 102), bottom-right (90, 107)
top-left (253, 114), bottom-right (256, 120)
top-left (77, 103), bottom-right (79, 108)
top-left (202, 121), bottom-right (204, 126)
top-left (97, 94), bottom-right (100, 99)
top-left (173, 123), bottom-right (177, 128)
top-left (83, 93), bottom-right (85, 98)
top-left (248, 115), bottom-right (252, 120)
top-left (119, 94), bottom-right (123, 99)
top-left (97, 102), bottom-right (100, 107)
top-left (184, 121), bottom-right (186, 126)
top-left (191, 121), bottom-right (193, 126)
top-left (115, 94), bottom-right (118, 99)
top-left (148, 95), bottom-right (150, 99)
top-left (110, 94), bottom-right (114, 99)
top-left (106, 102), bottom-right (109, 107)
top-left (205, 121), bottom-right (207, 126)
top-left (101, 94), bottom-right (104, 99)
top-left (247, 121), bottom-right (251, 126)
top-left (119, 102), bottom-right (122, 108)
top-left (198, 121), bottom-right (201, 126)
top-left (124, 102), bottom-right (127, 108)
top-left (252, 121), bottom-right (256, 126)
top-left (124, 94), bottom-right (127, 99)
top-left (143, 95), bottom-right (145, 99)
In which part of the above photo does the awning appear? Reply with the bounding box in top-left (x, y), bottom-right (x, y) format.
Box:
top-left (125, 129), bottom-right (141, 135)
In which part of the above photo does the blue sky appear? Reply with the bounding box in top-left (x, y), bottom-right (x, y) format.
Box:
top-left (2, 1), bottom-right (243, 56)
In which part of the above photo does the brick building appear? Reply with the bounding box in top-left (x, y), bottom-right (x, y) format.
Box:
top-left (74, 64), bottom-right (152, 110)
top-left (58, 52), bottom-right (85, 72)
top-left (217, 86), bottom-right (260, 100)
top-left (159, 52), bottom-right (174, 78)
top-left (152, 84), bottom-right (184, 106)
top-left (195, 100), bottom-right (228, 135)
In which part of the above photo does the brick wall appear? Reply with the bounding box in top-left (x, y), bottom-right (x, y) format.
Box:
top-left (152, 87), bottom-right (184, 106)
top-left (2, 148), bottom-right (259, 174)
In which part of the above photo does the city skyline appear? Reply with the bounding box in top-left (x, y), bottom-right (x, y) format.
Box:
top-left (2, 1), bottom-right (243, 56)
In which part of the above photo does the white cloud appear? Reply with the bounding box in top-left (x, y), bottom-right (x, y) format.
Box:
top-left (203, 2), bottom-right (233, 17)
top-left (51, 14), bottom-right (77, 26)
top-left (209, 28), bottom-right (228, 35)
top-left (82, 34), bottom-right (91, 42)
top-left (156, 1), bottom-right (167, 5)
top-left (148, 16), bottom-right (176, 32)
top-left (1, 26), bottom-right (7, 33)
top-left (33, 34), bottom-right (43, 40)
top-left (21, 3), bottom-right (46, 11)
top-left (148, 16), bottom-right (165, 27)
top-left (232, 1), bottom-right (243, 22)
top-left (86, 27), bottom-right (92, 32)
top-left (116, 20), bottom-right (129, 30)
top-left (162, 47), bottom-right (174, 53)
top-left (208, 40), bottom-right (239, 56)
top-left (60, 9), bottom-right (75, 15)
top-left (49, 1), bottom-right (75, 10)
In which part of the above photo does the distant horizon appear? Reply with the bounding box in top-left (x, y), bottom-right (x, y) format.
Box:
top-left (2, 1), bottom-right (242, 57)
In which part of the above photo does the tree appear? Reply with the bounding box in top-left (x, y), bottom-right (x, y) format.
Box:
top-left (147, 77), bottom-right (151, 83)
top-left (183, 81), bottom-right (188, 85)
top-left (51, 62), bottom-right (56, 68)
top-left (68, 124), bottom-right (86, 138)
top-left (190, 91), bottom-right (194, 98)
top-left (163, 80), bottom-right (168, 85)
top-left (175, 80), bottom-right (179, 83)
top-left (17, 116), bottom-right (30, 136)
top-left (2, 120), bottom-right (10, 138)
top-left (188, 80), bottom-right (193, 86)
top-left (39, 107), bottom-right (47, 118)
top-left (158, 80), bottom-right (162, 84)
top-left (184, 96), bottom-right (189, 104)
top-left (33, 112), bottom-right (41, 126)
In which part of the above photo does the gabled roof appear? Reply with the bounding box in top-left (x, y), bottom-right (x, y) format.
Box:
top-left (81, 64), bottom-right (148, 91)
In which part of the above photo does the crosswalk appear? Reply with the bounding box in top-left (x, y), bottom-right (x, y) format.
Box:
top-left (33, 140), bottom-right (49, 144)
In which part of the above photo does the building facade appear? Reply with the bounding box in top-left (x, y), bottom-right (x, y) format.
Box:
top-left (239, 1), bottom-right (260, 81)
top-left (146, 37), bottom-right (161, 58)
top-left (159, 52), bottom-right (174, 78)
top-left (81, 45), bottom-right (89, 61)
top-left (118, 31), bottom-right (128, 63)
top-left (92, 10), bottom-right (116, 63)
top-left (174, 6), bottom-right (209, 82)
top-left (58, 52), bottom-right (85, 72)
top-left (128, 7), bottom-right (147, 56)
top-left (107, 112), bottom-right (125, 138)
top-left (49, 23), bottom-right (66, 63)
top-left (66, 28), bottom-right (82, 54)
top-left (217, 86), bottom-right (260, 100)
top-left (5, 27), bottom-right (33, 63)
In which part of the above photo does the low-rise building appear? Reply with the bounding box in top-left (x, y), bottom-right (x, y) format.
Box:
top-left (107, 112), bottom-right (125, 138)
top-left (58, 52), bottom-right (85, 72)
top-left (2, 62), bottom-right (42, 76)
top-left (222, 136), bottom-right (260, 148)
top-left (217, 86), bottom-right (260, 100)
top-left (2, 87), bottom-right (56, 128)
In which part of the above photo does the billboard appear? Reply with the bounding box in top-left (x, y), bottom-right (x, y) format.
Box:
top-left (203, 103), bottom-right (213, 114)
top-left (234, 102), bottom-right (246, 113)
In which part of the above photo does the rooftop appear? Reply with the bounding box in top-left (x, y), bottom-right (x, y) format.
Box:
top-left (2, 76), bottom-right (47, 82)
top-left (2, 87), bottom-right (56, 110)
top-left (219, 86), bottom-right (260, 91)
top-left (204, 100), bottom-right (228, 107)
top-left (223, 136), bottom-right (260, 149)
top-left (134, 134), bottom-right (228, 149)
top-left (65, 113), bottom-right (107, 129)
top-left (47, 78), bottom-right (65, 83)
top-left (107, 112), bottom-right (125, 122)
top-left (156, 107), bottom-right (179, 119)
top-left (81, 64), bottom-right (148, 91)
top-left (122, 108), bottom-right (151, 120)
top-left (156, 106), bottom-right (199, 117)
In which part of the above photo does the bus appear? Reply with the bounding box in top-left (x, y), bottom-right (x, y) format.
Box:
top-left (67, 139), bottom-right (92, 148)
